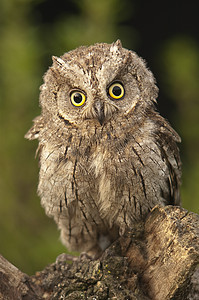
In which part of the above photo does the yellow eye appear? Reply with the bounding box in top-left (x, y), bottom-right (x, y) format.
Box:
top-left (70, 91), bottom-right (86, 107)
top-left (108, 82), bottom-right (125, 100)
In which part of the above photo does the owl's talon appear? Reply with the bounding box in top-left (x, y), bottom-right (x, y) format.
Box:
top-left (56, 253), bottom-right (78, 264)
top-left (79, 252), bottom-right (93, 260)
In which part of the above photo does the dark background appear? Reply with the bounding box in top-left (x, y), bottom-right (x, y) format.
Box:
top-left (0, 0), bottom-right (198, 274)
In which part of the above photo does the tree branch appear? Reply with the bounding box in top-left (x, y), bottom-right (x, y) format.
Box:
top-left (0, 206), bottom-right (199, 299)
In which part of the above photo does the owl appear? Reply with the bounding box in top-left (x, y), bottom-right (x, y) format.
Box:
top-left (25, 40), bottom-right (181, 257)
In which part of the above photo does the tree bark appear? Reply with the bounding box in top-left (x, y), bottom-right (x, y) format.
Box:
top-left (0, 205), bottom-right (199, 300)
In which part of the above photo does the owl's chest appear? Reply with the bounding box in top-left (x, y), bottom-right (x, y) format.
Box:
top-left (69, 137), bottom-right (137, 206)
top-left (39, 131), bottom-right (168, 228)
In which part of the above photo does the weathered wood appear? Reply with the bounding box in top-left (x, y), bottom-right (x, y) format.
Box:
top-left (0, 254), bottom-right (41, 300)
top-left (125, 206), bottom-right (199, 299)
top-left (0, 206), bottom-right (199, 299)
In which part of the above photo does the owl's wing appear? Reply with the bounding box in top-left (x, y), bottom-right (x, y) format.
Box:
top-left (25, 115), bottom-right (44, 140)
top-left (156, 115), bottom-right (182, 206)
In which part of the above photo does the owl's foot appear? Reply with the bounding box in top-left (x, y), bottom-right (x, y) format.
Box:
top-left (55, 253), bottom-right (78, 264)
top-left (79, 252), bottom-right (94, 260)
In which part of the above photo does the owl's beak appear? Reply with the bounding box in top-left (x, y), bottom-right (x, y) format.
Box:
top-left (93, 101), bottom-right (105, 125)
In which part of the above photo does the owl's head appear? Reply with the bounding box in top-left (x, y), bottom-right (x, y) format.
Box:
top-left (40, 40), bottom-right (158, 127)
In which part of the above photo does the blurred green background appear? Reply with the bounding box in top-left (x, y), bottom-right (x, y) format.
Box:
top-left (0, 0), bottom-right (198, 275)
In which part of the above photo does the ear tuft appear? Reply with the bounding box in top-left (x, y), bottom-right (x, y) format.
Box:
top-left (52, 56), bottom-right (66, 68)
top-left (114, 39), bottom-right (122, 48)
